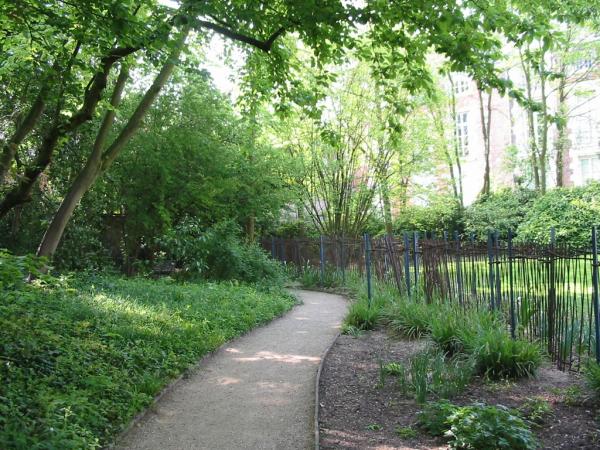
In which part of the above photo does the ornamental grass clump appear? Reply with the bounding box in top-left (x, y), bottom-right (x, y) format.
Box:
top-left (381, 301), bottom-right (431, 339)
top-left (470, 327), bottom-right (542, 379)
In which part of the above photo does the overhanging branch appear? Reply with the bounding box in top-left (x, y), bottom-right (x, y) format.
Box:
top-left (192, 18), bottom-right (285, 52)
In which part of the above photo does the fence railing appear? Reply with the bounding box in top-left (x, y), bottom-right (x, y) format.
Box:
top-left (262, 228), bottom-right (600, 372)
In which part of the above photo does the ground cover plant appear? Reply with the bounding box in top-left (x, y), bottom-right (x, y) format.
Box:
top-left (418, 401), bottom-right (539, 450)
top-left (0, 269), bottom-right (295, 449)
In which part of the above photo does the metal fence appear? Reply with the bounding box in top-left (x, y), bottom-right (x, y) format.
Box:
top-left (262, 228), bottom-right (600, 371)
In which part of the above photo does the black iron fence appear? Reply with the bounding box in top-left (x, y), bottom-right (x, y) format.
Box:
top-left (262, 229), bottom-right (600, 371)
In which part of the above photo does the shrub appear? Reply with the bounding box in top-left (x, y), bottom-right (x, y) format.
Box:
top-left (417, 400), bottom-right (458, 436)
top-left (470, 328), bottom-right (542, 379)
top-left (418, 401), bottom-right (538, 450)
top-left (446, 403), bottom-right (537, 450)
top-left (0, 250), bottom-right (55, 291)
top-left (393, 195), bottom-right (464, 235)
top-left (463, 188), bottom-right (537, 240)
top-left (517, 182), bottom-right (600, 248)
top-left (158, 220), bottom-right (284, 283)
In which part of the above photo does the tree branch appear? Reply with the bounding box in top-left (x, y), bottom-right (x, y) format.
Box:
top-left (192, 18), bottom-right (285, 52)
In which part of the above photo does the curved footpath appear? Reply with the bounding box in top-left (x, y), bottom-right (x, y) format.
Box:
top-left (116, 290), bottom-right (347, 450)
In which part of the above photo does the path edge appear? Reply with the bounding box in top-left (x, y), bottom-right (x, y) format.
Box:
top-left (314, 330), bottom-right (341, 450)
top-left (105, 294), bottom-right (303, 450)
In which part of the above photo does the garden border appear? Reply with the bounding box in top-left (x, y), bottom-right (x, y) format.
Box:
top-left (314, 330), bottom-right (341, 450)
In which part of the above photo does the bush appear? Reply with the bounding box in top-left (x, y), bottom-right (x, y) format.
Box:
top-left (517, 182), bottom-right (600, 248)
top-left (0, 250), bottom-right (55, 290)
top-left (469, 328), bottom-right (542, 379)
top-left (418, 401), bottom-right (538, 450)
top-left (446, 403), bottom-right (537, 449)
top-left (158, 220), bottom-right (284, 283)
top-left (463, 188), bottom-right (537, 240)
top-left (393, 195), bottom-right (463, 235)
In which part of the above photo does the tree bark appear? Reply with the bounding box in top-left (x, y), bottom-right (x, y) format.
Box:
top-left (520, 48), bottom-right (541, 191)
top-left (477, 84), bottom-right (493, 197)
top-left (36, 65), bottom-right (130, 257)
top-left (0, 92), bottom-right (46, 184)
top-left (37, 28), bottom-right (189, 258)
top-left (555, 72), bottom-right (568, 187)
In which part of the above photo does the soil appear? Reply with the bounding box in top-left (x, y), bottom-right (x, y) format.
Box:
top-left (318, 329), bottom-right (600, 450)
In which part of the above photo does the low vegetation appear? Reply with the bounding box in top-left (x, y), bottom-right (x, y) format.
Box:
top-left (418, 401), bottom-right (538, 450)
top-left (0, 254), bottom-right (295, 449)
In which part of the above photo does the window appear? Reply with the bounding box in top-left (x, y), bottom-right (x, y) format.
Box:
top-left (574, 58), bottom-right (594, 71)
top-left (455, 111), bottom-right (469, 155)
top-left (572, 116), bottom-right (594, 150)
top-left (580, 154), bottom-right (600, 182)
top-left (452, 73), bottom-right (470, 94)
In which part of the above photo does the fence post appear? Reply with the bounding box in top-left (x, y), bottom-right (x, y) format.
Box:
top-left (494, 231), bottom-right (502, 311)
top-left (403, 232), bottom-right (411, 295)
top-left (413, 231), bottom-right (419, 294)
top-left (470, 233), bottom-right (477, 300)
top-left (508, 230), bottom-right (516, 339)
top-left (548, 227), bottom-right (557, 360)
top-left (280, 238), bottom-right (286, 263)
top-left (271, 236), bottom-right (276, 259)
top-left (319, 235), bottom-right (325, 286)
top-left (487, 231), bottom-right (495, 311)
top-left (443, 231), bottom-right (452, 300)
top-left (364, 233), bottom-right (373, 307)
top-left (592, 226), bottom-right (600, 364)
top-left (454, 231), bottom-right (464, 307)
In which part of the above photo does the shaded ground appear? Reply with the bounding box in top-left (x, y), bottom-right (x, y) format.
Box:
top-left (319, 329), bottom-right (600, 450)
top-left (116, 290), bottom-right (347, 450)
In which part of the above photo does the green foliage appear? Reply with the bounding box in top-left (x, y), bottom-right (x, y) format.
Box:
top-left (0, 250), bottom-right (50, 290)
top-left (517, 183), bottom-right (600, 248)
top-left (0, 275), bottom-right (295, 449)
top-left (417, 400), bottom-right (457, 436)
top-left (464, 188), bottom-right (537, 239)
top-left (395, 426), bottom-right (418, 438)
top-left (518, 397), bottom-right (553, 425)
top-left (446, 404), bottom-right (537, 450)
top-left (382, 301), bottom-right (431, 339)
top-left (382, 362), bottom-right (405, 376)
top-left (381, 298), bottom-right (541, 380)
top-left (418, 401), bottom-right (538, 450)
top-left (366, 423), bottom-right (383, 431)
top-left (469, 328), bottom-right (542, 379)
top-left (159, 220), bottom-right (284, 284)
top-left (393, 196), bottom-right (464, 235)
top-left (584, 361), bottom-right (600, 398)
top-left (344, 299), bottom-right (381, 331)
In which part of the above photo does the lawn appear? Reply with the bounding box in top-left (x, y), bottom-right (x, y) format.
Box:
top-left (0, 275), bottom-right (296, 449)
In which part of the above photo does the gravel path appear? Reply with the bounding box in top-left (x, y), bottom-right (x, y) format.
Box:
top-left (116, 290), bottom-right (347, 450)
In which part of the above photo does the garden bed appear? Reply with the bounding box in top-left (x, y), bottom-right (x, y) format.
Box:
top-left (318, 329), bottom-right (600, 449)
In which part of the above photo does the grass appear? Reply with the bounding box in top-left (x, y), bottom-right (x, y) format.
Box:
top-left (0, 275), bottom-right (295, 449)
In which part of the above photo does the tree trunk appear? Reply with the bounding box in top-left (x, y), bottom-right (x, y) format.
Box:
top-left (538, 50), bottom-right (549, 194)
top-left (37, 65), bottom-right (130, 257)
top-left (520, 48), bottom-right (541, 191)
top-left (37, 28), bottom-right (189, 258)
top-left (555, 76), bottom-right (568, 187)
top-left (380, 176), bottom-right (394, 234)
top-left (477, 84), bottom-right (493, 197)
top-left (0, 92), bottom-right (46, 184)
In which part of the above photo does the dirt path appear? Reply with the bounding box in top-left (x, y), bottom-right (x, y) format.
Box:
top-left (116, 290), bottom-right (347, 450)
